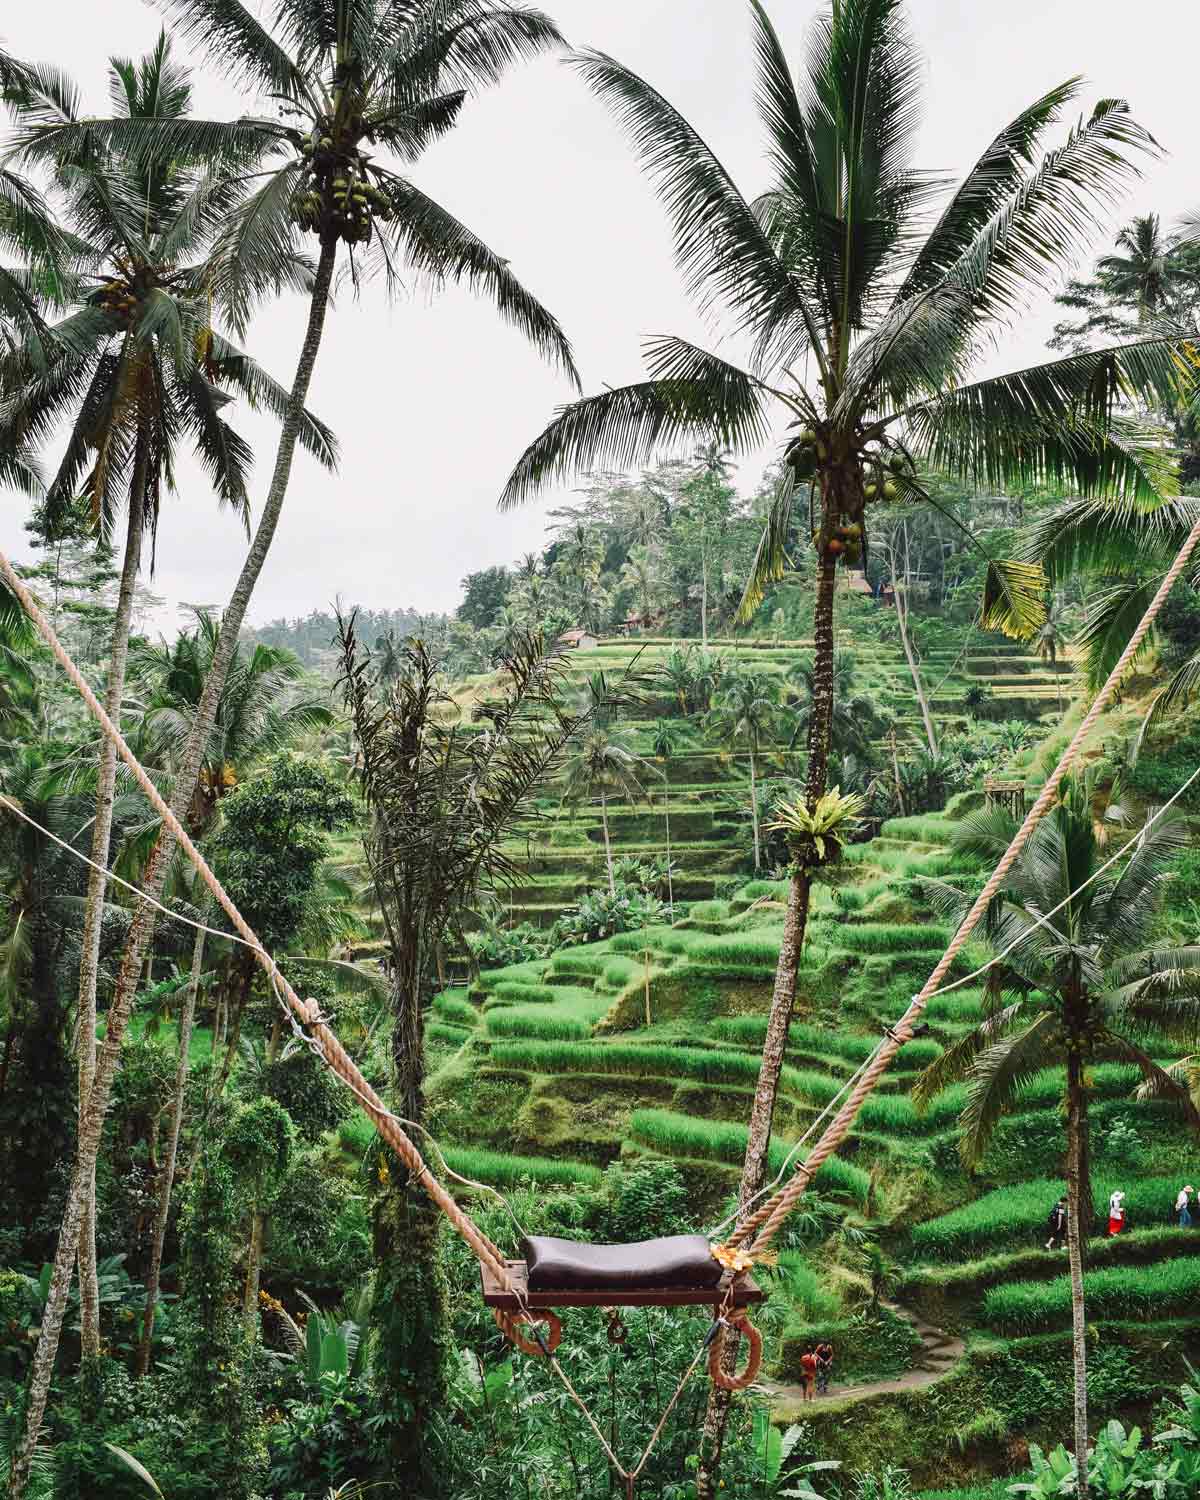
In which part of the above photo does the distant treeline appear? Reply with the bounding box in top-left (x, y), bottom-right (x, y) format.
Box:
top-left (246, 606), bottom-right (449, 670)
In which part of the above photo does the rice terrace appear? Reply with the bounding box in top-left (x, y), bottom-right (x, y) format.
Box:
top-left (0, 1), bottom-right (1198, 1498)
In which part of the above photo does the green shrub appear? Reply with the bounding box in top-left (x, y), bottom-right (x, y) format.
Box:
top-left (984, 1256), bottom-right (1200, 1332)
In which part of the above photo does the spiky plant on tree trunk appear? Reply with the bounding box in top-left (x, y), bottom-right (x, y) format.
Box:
top-left (335, 623), bottom-right (629, 1489)
top-left (6, 6), bottom-right (575, 1488)
top-left (499, 5), bottom-right (1189, 1482)
top-left (914, 772), bottom-right (1200, 1498)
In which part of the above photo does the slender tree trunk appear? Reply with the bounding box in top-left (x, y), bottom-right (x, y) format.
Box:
top-left (1066, 1046), bottom-right (1090, 1497)
top-left (9, 239), bottom-right (338, 1500)
top-left (893, 560), bottom-right (937, 756)
top-left (78, 455), bottom-right (147, 1360)
top-left (701, 551), bottom-right (708, 650)
top-left (600, 792), bottom-right (615, 895)
top-left (135, 923), bottom-right (204, 1377)
top-left (748, 745), bottom-right (760, 871)
top-left (242, 1015), bottom-right (284, 1339)
top-left (698, 549), bottom-right (838, 1495)
top-left (888, 728), bottom-right (907, 817)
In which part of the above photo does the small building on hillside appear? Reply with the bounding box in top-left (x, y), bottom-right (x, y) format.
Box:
top-left (560, 627), bottom-right (599, 650)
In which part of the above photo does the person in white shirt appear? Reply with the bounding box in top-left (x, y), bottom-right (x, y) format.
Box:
top-left (1176, 1185), bottom-right (1194, 1229)
top-left (1107, 1190), bottom-right (1126, 1236)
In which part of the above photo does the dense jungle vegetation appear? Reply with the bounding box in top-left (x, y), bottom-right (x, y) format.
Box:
top-left (0, 4), bottom-right (1199, 1500)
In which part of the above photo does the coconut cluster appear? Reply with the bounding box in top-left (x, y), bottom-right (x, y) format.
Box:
top-left (290, 130), bottom-right (391, 246)
top-left (93, 257), bottom-right (146, 327)
top-left (787, 426), bottom-right (917, 568)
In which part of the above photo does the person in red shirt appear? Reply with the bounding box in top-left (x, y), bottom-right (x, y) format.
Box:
top-left (799, 1345), bottom-right (818, 1402)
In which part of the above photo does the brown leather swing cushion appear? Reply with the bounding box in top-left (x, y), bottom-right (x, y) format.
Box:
top-left (521, 1234), bottom-right (723, 1294)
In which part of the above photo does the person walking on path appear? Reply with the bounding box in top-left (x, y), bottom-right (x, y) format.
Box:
top-left (1045, 1197), bottom-right (1068, 1251)
top-left (799, 1346), bottom-right (818, 1403)
top-left (1108, 1189), bottom-right (1127, 1236)
top-left (1177, 1185), bottom-right (1194, 1228)
top-left (815, 1340), bottom-right (834, 1396)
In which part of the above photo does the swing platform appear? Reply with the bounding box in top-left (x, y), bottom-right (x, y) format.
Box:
top-left (480, 1233), bottom-right (764, 1310)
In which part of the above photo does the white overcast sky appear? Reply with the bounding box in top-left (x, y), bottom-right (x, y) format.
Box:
top-left (3, 0), bottom-right (1197, 629)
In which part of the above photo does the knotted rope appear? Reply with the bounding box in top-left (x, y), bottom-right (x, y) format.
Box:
top-left (725, 508), bottom-right (1200, 1257)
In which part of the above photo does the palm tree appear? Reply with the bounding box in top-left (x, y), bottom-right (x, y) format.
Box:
top-left (786, 652), bottom-right (876, 760)
top-left (706, 671), bottom-right (779, 870)
top-left (8, 10), bottom-right (581, 1481)
top-left (1033, 598), bottom-right (1069, 715)
top-left (2, 34), bottom-right (339, 1361)
top-left (498, 0), bottom-right (1184, 1283)
top-left (561, 724), bottom-right (647, 894)
top-left (130, 609), bottom-right (334, 832)
top-left (1096, 214), bottom-right (1198, 322)
top-left (914, 774), bottom-right (1200, 1498)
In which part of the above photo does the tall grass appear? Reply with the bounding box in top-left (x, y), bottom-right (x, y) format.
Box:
top-left (428, 1022), bottom-right (470, 1047)
top-left (879, 814), bottom-right (958, 845)
top-left (709, 1017), bottom-right (941, 1069)
top-left (776, 1252), bottom-right (843, 1322)
top-left (984, 1256), bottom-right (1200, 1332)
top-left (627, 1109), bottom-right (871, 1205)
top-left (833, 923), bottom-right (950, 954)
top-left (912, 1175), bottom-right (1184, 1259)
top-left (432, 993), bottom-right (479, 1028)
top-left (485, 1008), bottom-right (592, 1041)
top-left (443, 1145), bottom-right (603, 1189)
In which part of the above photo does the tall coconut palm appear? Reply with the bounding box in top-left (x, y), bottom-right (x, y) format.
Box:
top-left (2, 33), bottom-right (339, 1362)
top-left (498, 0), bottom-right (1185, 1279)
top-left (1096, 213), bottom-right (1200, 323)
top-left (914, 773), bottom-right (1200, 1498)
top-left (498, 7), bottom-right (1187, 1479)
top-left (7, 17), bottom-right (577, 1483)
top-left (561, 724), bottom-right (647, 894)
top-left (706, 671), bottom-right (779, 870)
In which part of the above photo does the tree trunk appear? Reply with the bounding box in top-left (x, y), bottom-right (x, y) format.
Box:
top-left (76, 450), bottom-right (146, 1356)
top-left (894, 562), bottom-right (937, 756)
top-left (135, 923), bottom-right (204, 1377)
top-left (78, 450), bottom-right (148, 1361)
top-left (698, 548), bottom-right (838, 1496)
top-left (242, 1013), bottom-right (284, 1340)
top-left (748, 745), bottom-right (760, 871)
top-left (8, 239), bottom-right (338, 1500)
top-left (1066, 1047), bottom-right (1090, 1498)
top-left (701, 551), bottom-right (708, 650)
top-left (601, 791), bottom-right (615, 895)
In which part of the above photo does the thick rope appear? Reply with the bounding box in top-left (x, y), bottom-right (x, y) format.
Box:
top-left (733, 510), bottom-right (1200, 1257)
top-left (0, 546), bottom-right (512, 1290)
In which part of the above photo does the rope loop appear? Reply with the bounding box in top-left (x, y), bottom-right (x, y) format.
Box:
top-left (494, 1307), bottom-right (563, 1358)
top-left (708, 1312), bottom-right (763, 1391)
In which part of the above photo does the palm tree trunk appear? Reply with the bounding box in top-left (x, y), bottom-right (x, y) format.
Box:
top-left (600, 792), bottom-right (615, 895)
top-left (701, 551), bottom-right (708, 650)
top-left (8, 239), bottom-right (339, 1500)
top-left (134, 923), bottom-right (204, 1377)
top-left (748, 744), bottom-right (760, 871)
top-left (1066, 1047), bottom-right (1090, 1498)
top-left (242, 1013), bottom-right (284, 1340)
top-left (894, 566), bottom-right (937, 756)
top-left (77, 452), bottom-right (147, 1361)
top-left (698, 550), bottom-right (837, 1496)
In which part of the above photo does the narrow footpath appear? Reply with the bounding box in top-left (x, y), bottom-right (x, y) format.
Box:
top-left (759, 1301), bottom-right (965, 1417)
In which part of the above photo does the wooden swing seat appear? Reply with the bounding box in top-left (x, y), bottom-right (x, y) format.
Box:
top-left (480, 1234), bottom-right (764, 1311)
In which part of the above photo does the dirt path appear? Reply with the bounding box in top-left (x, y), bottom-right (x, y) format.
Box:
top-left (759, 1301), bottom-right (965, 1418)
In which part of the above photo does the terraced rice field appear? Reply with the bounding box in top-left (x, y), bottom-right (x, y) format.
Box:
top-left (420, 790), bottom-right (1200, 1480)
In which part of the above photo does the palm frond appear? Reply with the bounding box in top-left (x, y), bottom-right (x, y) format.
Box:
top-left (736, 462), bottom-right (797, 623)
top-left (207, 334), bottom-right (339, 469)
top-left (912, 999), bottom-right (1025, 1110)
top-left (569, 45), bottom-right (814, 366)
top-left (957, 1013), bottom-right (1058, 1166)
top-left (981, 557), bottom-right (1047, 640)
top-left (499, 349), bottom-right (769, 510)
top-left (1022, 494), bottom-right (1200, 582)
top-left (150, 0), bottom-right (307, 102)
top-left (374, 175), bottom-right (577, 387)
